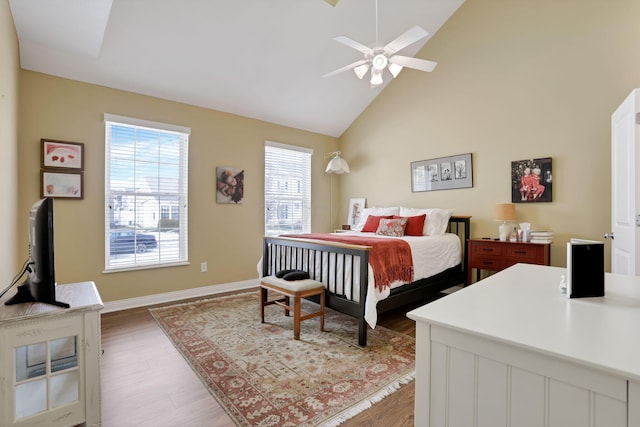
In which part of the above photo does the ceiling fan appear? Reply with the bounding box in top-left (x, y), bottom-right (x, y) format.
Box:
top-left (323, 0), bottom-right (437, 87)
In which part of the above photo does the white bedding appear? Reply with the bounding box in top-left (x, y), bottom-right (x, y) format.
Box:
top-left (337, 231), bottom-right (461, 328)
top-left (260, 232), bottom-right (461, 329)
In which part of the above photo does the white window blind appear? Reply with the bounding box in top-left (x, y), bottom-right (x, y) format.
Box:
top-left (104, 114), bottom-right (190, 271)
top-left (264, 141), bottom-right (312, 236)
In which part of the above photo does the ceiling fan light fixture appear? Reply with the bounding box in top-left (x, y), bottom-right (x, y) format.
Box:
top-left (372, 54), bottom-right (388, 71)
top-left (370, 69), bottom-right (383, 87)
top-left (323, 0), bottom-right (435, 89)
top-left (388, 63), bottom-right (403, 78)
top-left (353, 63), bottom-right (370, 79)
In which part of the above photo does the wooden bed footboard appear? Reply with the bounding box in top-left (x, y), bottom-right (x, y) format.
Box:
top-left (262, 216), bottom-right (471, 346)
top-left (262, 236), bottom-right (371, 345)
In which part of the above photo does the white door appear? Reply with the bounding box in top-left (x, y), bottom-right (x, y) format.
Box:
top-left (610, 89), bottom-right (640, 275)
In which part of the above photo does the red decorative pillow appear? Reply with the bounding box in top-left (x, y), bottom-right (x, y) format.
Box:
top-left (361, 215), bottom-right (393, 232)
top-left (394, 214), bottom-right (427, 236)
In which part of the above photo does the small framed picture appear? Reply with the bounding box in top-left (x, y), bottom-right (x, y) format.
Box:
top-left (216, 166), bottom-right (244, 204)
top-left (41, 171), bottom-right (84, 199)
top-left (41, 139), bottom-right (84, 170)
top-left (347, 198), bottom-right (366, 228)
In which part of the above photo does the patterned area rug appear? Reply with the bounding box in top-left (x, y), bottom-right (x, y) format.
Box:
top-left (149, 292), bottom-right (415, 426)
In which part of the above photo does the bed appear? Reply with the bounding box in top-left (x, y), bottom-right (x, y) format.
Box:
top-left (261, 210), bottom-right (471, 346)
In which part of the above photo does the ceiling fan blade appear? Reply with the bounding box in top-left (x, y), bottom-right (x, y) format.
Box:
top-left (384, 25), bottom-right (429, 55)
top-left (389, 55), bottom-right (438, 72)
top-left (322, 59), bottom-right (369, 78)
top-left (333, 36), bottom-right (374, 56)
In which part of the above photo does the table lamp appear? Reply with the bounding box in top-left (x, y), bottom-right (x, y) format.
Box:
top-left (495, 203), bottom-right (516, 241)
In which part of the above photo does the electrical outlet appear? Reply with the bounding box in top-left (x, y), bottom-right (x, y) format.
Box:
top-left (200, 262), bottom-right (207, 273)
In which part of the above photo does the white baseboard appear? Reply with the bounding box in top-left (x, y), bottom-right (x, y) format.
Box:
top-left (101, 278), bottom-right (260, 313)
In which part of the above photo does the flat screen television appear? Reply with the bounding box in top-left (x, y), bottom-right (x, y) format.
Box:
top-left (5, 198), bottom-right (69, 308)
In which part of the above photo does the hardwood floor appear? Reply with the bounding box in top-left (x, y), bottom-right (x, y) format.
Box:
top-left (101, 302), bottom-right (236, 427)
top-left (100, 290), bottom-right (441, 427)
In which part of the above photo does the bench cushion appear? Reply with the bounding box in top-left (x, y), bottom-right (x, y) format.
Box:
top-left (261, 276), bottom-right (324, 292)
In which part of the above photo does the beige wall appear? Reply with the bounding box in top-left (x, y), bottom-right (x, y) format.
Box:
top-left (18, 72), bottom-right (339, 302)
top-left (340, 0), bottom-right (640, 269)
top-left (13, 0), bottom-right (640, 302)
top-left (0, 0), bottom-right (19, 283)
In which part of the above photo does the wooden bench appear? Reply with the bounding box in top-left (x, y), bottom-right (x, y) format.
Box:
top-left (260, 276), bottom-right (325, 340)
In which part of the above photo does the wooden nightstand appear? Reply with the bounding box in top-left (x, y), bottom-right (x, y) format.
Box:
top-left (467, 239), bottom-right (551, 284)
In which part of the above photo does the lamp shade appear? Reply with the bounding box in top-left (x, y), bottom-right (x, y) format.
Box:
top-left (388, 63), bottom-right (403, 78)
top-left (325, 152), bottom-right (350, 174)
top-left (495, 203), bottom-right (516, 221)
top-left (369, 69), bottom-right (383, 87)
top-left (353, 63), bottom-right (370, 79)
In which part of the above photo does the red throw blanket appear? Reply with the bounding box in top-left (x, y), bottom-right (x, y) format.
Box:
top-left (281, 233), bottom-right (414, 291)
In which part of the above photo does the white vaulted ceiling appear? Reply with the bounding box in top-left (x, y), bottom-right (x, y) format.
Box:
top-left (9, 0), bottom-right (464, 137)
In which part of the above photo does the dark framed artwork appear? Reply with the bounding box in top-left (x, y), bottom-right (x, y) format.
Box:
top-left (41, 139), bottom-right (84, 170)
top-left (411, 153), bottom-right (473, 192)
top-left (511, 157), bottom-right (552, 203)
top-left (41, 170), bottom-right (84, 199)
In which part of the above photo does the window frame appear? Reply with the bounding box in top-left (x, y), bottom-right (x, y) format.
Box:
top-left (264, 141), bottom-right (313, 236)
top-left (104, 113), bottom-right (190, 272)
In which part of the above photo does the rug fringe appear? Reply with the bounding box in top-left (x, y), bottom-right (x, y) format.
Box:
top-left (318, 371), bottom-right (415, 427)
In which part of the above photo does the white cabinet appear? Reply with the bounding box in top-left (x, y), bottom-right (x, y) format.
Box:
top-left (419, 324), bottom-right (629, 427)
top-left (0, 282), bottom-right (103, 427)
top-left (408, 264), bottom-right (640, 427)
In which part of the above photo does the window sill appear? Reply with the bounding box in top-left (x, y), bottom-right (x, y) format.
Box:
top-left (103, 261), bottom-right (190, 274)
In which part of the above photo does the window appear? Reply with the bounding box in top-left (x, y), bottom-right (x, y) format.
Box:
top-left (104, 114), bottom-right (189, 271)
top-left (264, 141), bottom-right (312, 236)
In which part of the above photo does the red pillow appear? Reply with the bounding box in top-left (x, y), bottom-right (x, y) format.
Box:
top-left (393, 214), bottom-right (426, 236)
top-left (361, 215), bottom-right (393, 232)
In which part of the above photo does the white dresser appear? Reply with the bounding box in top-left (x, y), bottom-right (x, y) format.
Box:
top-left (408, 264), bottom-right (640, 427)
top-left (0, 281), bottom-right (103, 427)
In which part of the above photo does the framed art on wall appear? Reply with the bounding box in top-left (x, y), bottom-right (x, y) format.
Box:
top-left (511, 157), bottom-right (552, 203)
top-left (216, 166), bottom-right (244, 204)
top-left (41, 139), bottom-right (84, 170)
top-left (41, 171), bottom-right (83, 199)
top-left (411, 153), bottom-right (473, 192)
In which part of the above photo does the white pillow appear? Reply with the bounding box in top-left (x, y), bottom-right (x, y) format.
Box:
top-left (353, 206), bottom-right (399, 231)
top-left (399, 207), bottom-right (455, 236)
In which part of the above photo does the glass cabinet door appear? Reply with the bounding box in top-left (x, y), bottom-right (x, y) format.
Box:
top-left (14, 336), bottom-right (79, 420)
top-left (0, 282), bottom-right (102, 427)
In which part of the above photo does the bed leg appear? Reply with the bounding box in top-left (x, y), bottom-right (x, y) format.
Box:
top-left (358, 318), bottom-right (367, 347)
top-left (260, 287), bottom-right (267, 323)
